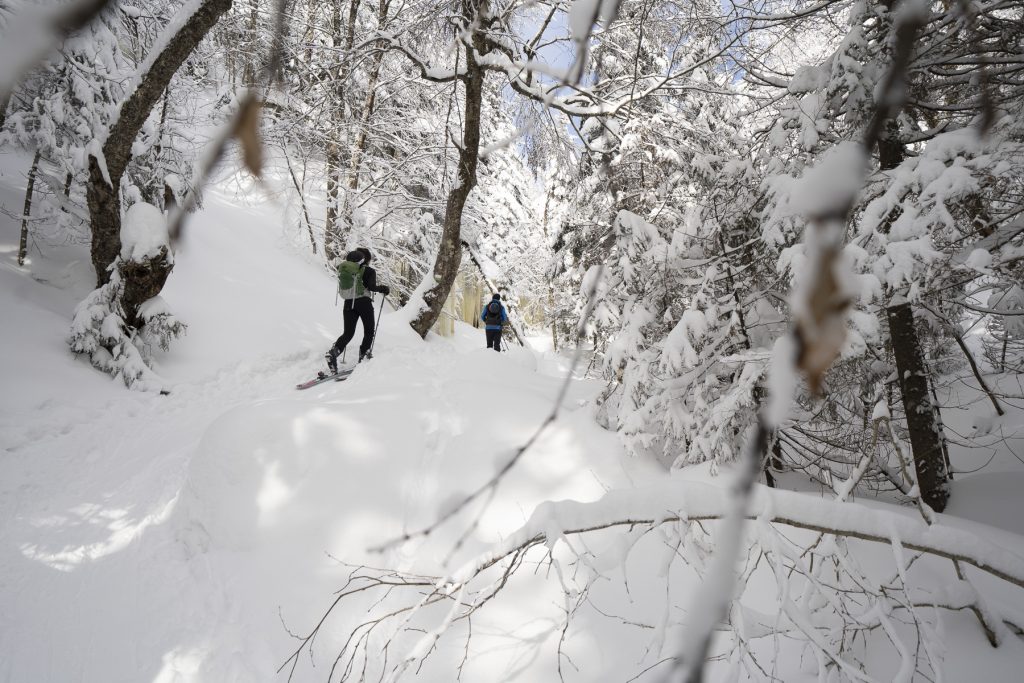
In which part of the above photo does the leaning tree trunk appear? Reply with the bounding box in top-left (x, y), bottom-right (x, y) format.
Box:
top-left (86, 0), bottom-right (232, 308)
top-left (284, 151), bottom-right (317, 253)
top-left (887, 300), bottom-right (949, 512)
top-left (17, 149), bottom-right (41, 266)
top-left (409, 3), bottom-right (487, 338)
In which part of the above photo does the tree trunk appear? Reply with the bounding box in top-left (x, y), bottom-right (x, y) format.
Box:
top-left (324, 142), bottom-right (343, 260)
top-left (119, 248), bottom-right (174, 328)
top-left (877, 121), bottom-right (905, 171)
top-left (302, 0), bottom-right (317, 64)
top-left (887, 300), bottom-right (949, 512)
top-left (764, 439), bottom-right (784, 488)
top-left (323, 0), bottom-right (363, 259)
top-left (0, 89), bottom-right (10, 130)
top-left (86, 0), bottom-right (233, 286)
top-left (87, 156), bottom-right (121, 282)
top-left (152, 87), bottom-right (171, 207)
top-left (343, 0), bottom-right (362, 60)
top-left (540, 189), bottom-right (558, 351)
top-left (242, 0), bottom-right (259, 86)
top-left (18, 149), bottom-right (42, 267)
top-left (337, 0), bottom-right (387, 237)
top-left (346, 68), bottom-right (379, 192)
top-left (346, 0), bottom-right (388, 193)
top-left (285, 150), bottom-right (317, 253)
top-left (409, 1), bottom-right (487, 338)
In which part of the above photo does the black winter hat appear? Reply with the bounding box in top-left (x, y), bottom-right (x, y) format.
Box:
top-left (492, 293), bottom-right (501, 300)
top-left (357, 247), bottom-right (373, 263)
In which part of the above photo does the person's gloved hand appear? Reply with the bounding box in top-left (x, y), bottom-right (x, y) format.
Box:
top-left (379, 285), bottom-right (390, 295)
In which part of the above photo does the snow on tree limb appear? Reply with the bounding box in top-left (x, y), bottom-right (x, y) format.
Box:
top-left (293, 478), bottom-right (1024, 681)
top-left (470, 480), bottom-right (1024, 591)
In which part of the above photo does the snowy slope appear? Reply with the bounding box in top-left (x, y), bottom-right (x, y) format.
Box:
top-left (0, 153), bottom-right (651, 681)
top-left (2, 149), bottom-right (1024, 682)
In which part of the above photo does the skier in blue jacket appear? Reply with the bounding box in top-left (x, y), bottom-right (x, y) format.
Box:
top-left (480, 293), bottom-right (508, 351)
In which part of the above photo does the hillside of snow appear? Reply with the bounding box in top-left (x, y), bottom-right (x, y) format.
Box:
top-left (0, 150), bottom-right (651, 681)
top-left (2, 150), bottom-right (1024, 682)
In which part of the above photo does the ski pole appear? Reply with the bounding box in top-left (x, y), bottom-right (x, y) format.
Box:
top-left (368, 291), bottom-right (385, 356)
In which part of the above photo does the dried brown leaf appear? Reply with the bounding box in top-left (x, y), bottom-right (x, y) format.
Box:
top-left (795, 248), bottom-right (850, 395)
top-left (232, 95), bottom-right (263, 179)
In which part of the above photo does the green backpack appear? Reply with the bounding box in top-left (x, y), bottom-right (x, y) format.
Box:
top-left (337, 261), bottom-right (366, 300)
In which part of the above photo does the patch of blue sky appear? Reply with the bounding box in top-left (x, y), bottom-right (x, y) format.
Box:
top-left (506, 5), bottom-right (585, 147)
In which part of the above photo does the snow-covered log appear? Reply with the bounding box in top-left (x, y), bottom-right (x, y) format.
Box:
top-left (471, 480), bottom-right (1024, 589)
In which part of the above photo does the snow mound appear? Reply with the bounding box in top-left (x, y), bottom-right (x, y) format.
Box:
top-left (120, 201), bottom-right (169, 261)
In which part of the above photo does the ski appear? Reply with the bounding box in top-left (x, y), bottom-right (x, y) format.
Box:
top-left (296, 367), bottom-right (354, 390)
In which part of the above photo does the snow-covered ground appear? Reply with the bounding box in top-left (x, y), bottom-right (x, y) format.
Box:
top-left (2, 150), bottom-right (1024, 682)
top-left (0, 151), bottom-right (652, 681)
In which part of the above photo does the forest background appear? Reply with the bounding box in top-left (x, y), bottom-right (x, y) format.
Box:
top-left (2, 0), bottom-right (1024, 681)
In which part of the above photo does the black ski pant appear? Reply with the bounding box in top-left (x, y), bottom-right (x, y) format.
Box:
top-left (334, 297), bottom-right (375, 356)
top-left (485, 328), bottom-right (502, 351)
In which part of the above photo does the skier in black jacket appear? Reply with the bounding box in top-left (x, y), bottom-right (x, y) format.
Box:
top-left (326, 247), bottom-right (389, 372)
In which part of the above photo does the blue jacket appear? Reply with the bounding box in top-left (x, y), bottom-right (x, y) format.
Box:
top-left (481, 301), bottom-right (508, 330)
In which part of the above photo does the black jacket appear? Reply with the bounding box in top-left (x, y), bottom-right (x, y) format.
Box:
top-left (360, 265), bottom-right (387, 295)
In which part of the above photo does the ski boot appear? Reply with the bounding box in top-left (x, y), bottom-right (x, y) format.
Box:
top-left (325, 346), bottom-right (341, 375)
